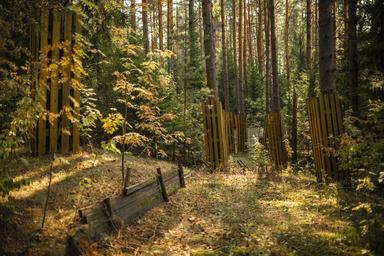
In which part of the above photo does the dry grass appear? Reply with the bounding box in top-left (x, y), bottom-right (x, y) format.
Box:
top-left (0, 152), bottom-right (181, 255)
top-left (98, 157), bottom-right (372, 256)
top-left (0, 153), bottom-right (378, 255)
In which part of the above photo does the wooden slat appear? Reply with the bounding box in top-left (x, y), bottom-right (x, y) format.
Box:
top-left (38, 9), bottom-right (49, 156)
top-left (61, 10), bottom-right (72, 153)
top-left (73, 13), bottom-right (81, 153)
top-left (49, 9), bottom-right (61, 153)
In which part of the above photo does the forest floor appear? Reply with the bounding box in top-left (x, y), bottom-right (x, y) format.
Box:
top-left (0, 152), bottom-right (382, 255)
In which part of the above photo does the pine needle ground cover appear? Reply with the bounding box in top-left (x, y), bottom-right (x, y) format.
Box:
top-left (99, 158), bottom-right (374, 256)
top-left (0, 154), bottom-right (380, 255)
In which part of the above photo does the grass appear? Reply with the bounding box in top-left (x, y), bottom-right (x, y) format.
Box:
top-left (98, 157), bottom-right (374, 256)
top-left (0, 153), bottom-right (380, 255)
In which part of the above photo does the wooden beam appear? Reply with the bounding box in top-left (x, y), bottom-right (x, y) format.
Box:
top-left (38, 9), bottom-right (49, 156)
top-left (61, 10), bottom-right (73, 153)
top-left (50, 9), bottom-right (61, 153)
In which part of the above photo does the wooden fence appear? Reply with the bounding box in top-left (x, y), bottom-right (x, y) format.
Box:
top-left (202, 99), bottom-right (229, 169)
top-left (236, 114), bottom-right (247, 153)
top-left (30, 7), bottom-right (80, 156)
top-left (264, 112), bottom-right (287, 170)
top-left (67, 165), bottom-right (188, 254)
top-left (202, 100), bottom-right (247, 169)
top-left (307, 94), bottom-right (344, 182)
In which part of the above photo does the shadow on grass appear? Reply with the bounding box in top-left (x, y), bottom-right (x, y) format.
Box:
top-left (106, 170), bottom-right (369, 256)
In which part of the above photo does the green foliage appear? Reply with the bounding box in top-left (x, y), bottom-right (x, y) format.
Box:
top-left (251, 139), bottom-right (271, 167)
top-left (0, 179), bottom-right (30, 197)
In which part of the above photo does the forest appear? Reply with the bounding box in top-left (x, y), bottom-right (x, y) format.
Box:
top-left (0, 0), bottom-right (383, 255)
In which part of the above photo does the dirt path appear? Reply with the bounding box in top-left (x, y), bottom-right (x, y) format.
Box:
top-left (99, 158), bottom-right (371, 256)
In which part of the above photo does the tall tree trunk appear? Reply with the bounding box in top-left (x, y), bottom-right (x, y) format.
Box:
top-left (264, 0), bottom-right (271, 112)
top-left (241, 0), bottom-right (249, 103)
top-left (130, 0), bottom-right (136, 31)
top-left (348, 0), bottom-right (358, 114)
top-left (243, 0), bottom-right (248, 102)
top-left (269, 0), bottom-right (280, 113)
top-left (307, 0), bottom-right (315, 97)
top-left (151, 5), bottom-right (158, 51)
top-left (256, 0), bottom-right (264, 78)
top-left (167, 0), bottom-right (174, 72)
top-left (318, 0), bottom-right (336, 94)
top-left (232, 0), bottom-right (239, 111)
top-left (306, 0), bottom-right (312, 72)
top-left (142, 0), bottom-right (149, 54)
top-left (220, 0), bottom-right (230, 110)
top-left (202, 0), bottom-right (218, 98)
top-left (238, 0), bottom-right (244, 114)
top-left (189, 0), bottom-right (199, 77)
top-left (158, 0), bottom-right (164, 50)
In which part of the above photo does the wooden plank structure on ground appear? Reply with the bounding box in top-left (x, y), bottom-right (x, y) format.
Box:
top-left (236, 114), bottom-right (247, 153)
top-left (307, 94), bottom-right (344, 182)
top-left (202, 99), bottom-right (228, 169)
top-left (264, 112), bottom-right (287, 170)
top-left (30, 6), bottom-right (81, 156)
top-left (67, 166), bottom-right (188, 253)
top-left (226, 112), bottom-right (235, 153)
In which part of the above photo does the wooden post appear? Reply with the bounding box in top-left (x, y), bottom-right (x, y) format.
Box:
top-left (38, 9), bottom-right (49, 156)
top-left (178, 163), bottom-right (186, 188)
top-left (157, 168), bottom-right (169, 202)
top-left (61, 10), bottom-right (73, 153)
top-left (49, 9), bottom-right (61, 153)
top-left (73, 14), bottom-right (81, 154)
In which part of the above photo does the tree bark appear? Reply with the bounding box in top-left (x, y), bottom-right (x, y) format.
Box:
top-left (264, 0), bottom-right (271, 112)
top-left (243, 0), bottom-right (248, 102)
top-left (307, 0), bottom-right (315, 97)
top-left (130, 0), bottom-right (136, 31)
top-left (256, 0), bottom-right (264, 78)
top-left (158, 0), bottom-right (164, 50)
top-left (167, 0), bottom-right (174, 72)
top-left (318, 0), bottom-right (336, 94)
top-left (142, 0), bottom-right (149, 54)
top-left (220, 0), bottom-right (230, 110)
top-left (238, 0), bottom-right (244, 114)
top-left (348, 0), bottom-right (358, 114)
top-left (269, 0), bottom-right (280, 113)
top-left (202, 0), bottom-right (218, 98)
top-left (232, 0), bottom-right (239, 112)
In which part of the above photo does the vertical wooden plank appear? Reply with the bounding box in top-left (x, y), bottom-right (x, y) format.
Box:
top-left (50, 9), bottom-right (61, 153)
top-left (202, 103), bottom-right (210, 164)
top-left (73, 13), bottom-right (81, 153)
top-left (206, 102), bottom-right (213, 165)
top-left (211, 100), bottom-right (219, 168)
top-left (30, 14), bottom-right (39, 155)
top-left (61, 10), bottom-right (72, 153)
top-left (319, 95), bottom-right (332, 178)
top-left (314, 98), bottom-right (325, 178)
top-left (38, 9), bottom-right (49, 156)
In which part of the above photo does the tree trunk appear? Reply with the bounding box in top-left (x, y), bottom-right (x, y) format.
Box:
top-left (220, 0), bottom-right (230, 110)
top-left (232, 0), bottom-right (239, 111)
top-left (318, 0), bottom-right (336, 94)
top-left (189, 0), bottom-right (199, 77)
top-left (264, 0), bottom-right (271, 112)
top-left (167, 0), bottom-right (174, 72)
top-left (243, 0), bottom-right (248, 102)
top-left (256, 0), bottom-right (264, 78)
top-left (142, 0), bottom-right (149, 54)
top-left (238, 0), bottom-right (244, 114)
top-left (269, 0), bottom-right (280, 113)
top-left (307, 0), bottom-right (315, 97)
top-left (348, 0), bottom-right (358, 114)
top-left (130, 0), bottom-right (136, 31)
top-left (151, 5), bottom-right (158, 51)
top-left (202, 0), bottom-right (218, 98)
top-left (158, 0), bottom-right (164, 50)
